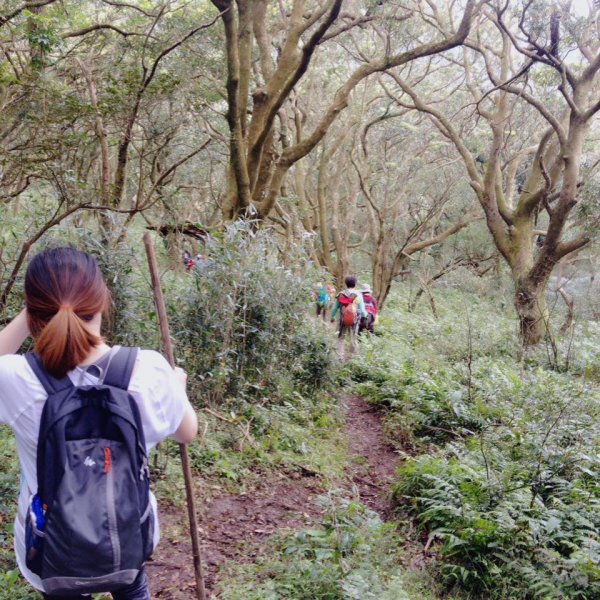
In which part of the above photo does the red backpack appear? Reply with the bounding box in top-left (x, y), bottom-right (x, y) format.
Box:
top-left (338, 292), bottom-right (358, 326)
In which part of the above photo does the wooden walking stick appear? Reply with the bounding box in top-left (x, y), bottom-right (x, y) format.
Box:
top-left (143, 232), bottom-right (207, 600)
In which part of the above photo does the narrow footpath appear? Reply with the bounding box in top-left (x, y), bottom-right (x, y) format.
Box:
top-left (147, 395), bottom-right (401, 599)
top-left (344, 395), bottom-right (400, 519)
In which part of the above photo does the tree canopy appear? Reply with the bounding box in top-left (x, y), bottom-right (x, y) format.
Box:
top-left (1, 0), bottom-right (599, 340)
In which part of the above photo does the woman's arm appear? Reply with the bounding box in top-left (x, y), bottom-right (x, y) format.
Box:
top-left (171, 366), bottom-right (198, 444)
top-left (0, 309), bottom-right (30, 356)
top-left (173, 403), bottom-right (198, 444)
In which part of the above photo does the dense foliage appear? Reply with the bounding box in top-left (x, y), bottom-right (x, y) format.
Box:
top-left (350, 281), bottom-right (600, 599)
top-left (170, 224), bottom-right (334, 403)
top-left (218, 496), bottom-right (446, 600)
top-left (1, 0), bottom-right (600, 597)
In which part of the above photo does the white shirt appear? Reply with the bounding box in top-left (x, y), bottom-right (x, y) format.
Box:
top-left (0, 349), bottom-right (189, 592)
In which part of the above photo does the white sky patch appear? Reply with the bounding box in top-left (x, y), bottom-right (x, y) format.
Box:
top-left (570, 0), bottom-right (592, 16)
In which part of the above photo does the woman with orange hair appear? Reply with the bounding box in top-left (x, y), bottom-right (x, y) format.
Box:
top-left (0, 247), bottom-right (198, 600)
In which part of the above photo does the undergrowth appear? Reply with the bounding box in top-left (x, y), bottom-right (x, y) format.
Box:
top-left (148, 224), bottom-right (343, 494)
top-left (216, 495), bottom-right (453, 600)
top-left (3, 230), bottom-right (599, 599)
top-left (348, 285), bottom-right (600, 599)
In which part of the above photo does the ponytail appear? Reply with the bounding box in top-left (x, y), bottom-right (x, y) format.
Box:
top-left (34, 306), bottom-right (102, 378)
top-left (25, 248), bottom-right (109, 378)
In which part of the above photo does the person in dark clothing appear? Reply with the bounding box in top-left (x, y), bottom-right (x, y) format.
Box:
top-left (359, 284), bottom-right (378, 335)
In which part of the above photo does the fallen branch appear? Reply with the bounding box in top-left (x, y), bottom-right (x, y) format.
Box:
top-left (203, 407), bottom-right (257, 449)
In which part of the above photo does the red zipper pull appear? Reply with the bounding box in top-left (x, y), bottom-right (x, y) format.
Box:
top-left (104, 447), bottom-right (111, 474)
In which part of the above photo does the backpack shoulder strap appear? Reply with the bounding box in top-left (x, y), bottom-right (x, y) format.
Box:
top-left (103, 346), bottom-right (139, 390)
top-left (25, 353), bottom-right (73, 395)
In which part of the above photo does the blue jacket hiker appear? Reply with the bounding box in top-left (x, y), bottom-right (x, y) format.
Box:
top-left (312, 282), bottom-right (335, 321)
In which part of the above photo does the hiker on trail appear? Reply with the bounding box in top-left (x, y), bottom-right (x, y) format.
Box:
top-left (0, 247), bottom-right (198, 600)
top-left (183, 250), bottom-right (195, 271)
top-left (195, 254), bottom-right (207, 268)
top-left (327, 283), bottom-right (335, 301)
top-left (359, 284), bottom-right (378, 335)
top-left (330, 276), bottom-right (367, 361)
top-left (312, 282), bottom-right (333, 321)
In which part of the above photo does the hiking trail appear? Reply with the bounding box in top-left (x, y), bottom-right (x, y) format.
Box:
top-left (147, 395), bottom-right (401, 599)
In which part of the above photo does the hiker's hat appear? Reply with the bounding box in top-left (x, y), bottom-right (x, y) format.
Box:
top-left (362, 284), bottom-right (371, 293)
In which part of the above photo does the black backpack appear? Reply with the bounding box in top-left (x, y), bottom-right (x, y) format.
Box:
top-left (24, 347), bottom-right (154, 596)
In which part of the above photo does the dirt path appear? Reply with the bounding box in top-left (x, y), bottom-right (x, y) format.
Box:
top-left (146, 474), bottom-right (323, 599)
top-left (147, 395), bottom-right (401, 598)
top-left (344, 395), bottom-right (400, 519)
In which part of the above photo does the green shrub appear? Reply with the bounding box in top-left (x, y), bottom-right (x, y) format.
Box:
top-left (217, 496), bottom-right (444, 600)
top-left (353, 284), bottom-right (600, 598)
top-left (353, 362), bottom-right (484, 448)
top-left (167, 223), bottom-right (334, 406)
top-left (0, 428), bottom-right (35, 600)
top-left (394, 431), bottom-right (600, 598)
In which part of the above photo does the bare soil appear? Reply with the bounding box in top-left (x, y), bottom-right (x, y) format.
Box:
top-left (147, 395), bottom-right (401, 598)
top-left (146, 473), bottom-right (323, 599)
top-left (344, 394), bottom-right (400, 519)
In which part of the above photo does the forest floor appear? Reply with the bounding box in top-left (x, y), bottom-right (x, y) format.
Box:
top-left (147, 395), bottom-right (401, 599)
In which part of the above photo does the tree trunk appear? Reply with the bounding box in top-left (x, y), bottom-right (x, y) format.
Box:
top-left (371, 232), bottom-right (388, 304)
top-left (513, 274), bottom-right (550, 346)
top-left (373, 255), bottom-right (399, 309)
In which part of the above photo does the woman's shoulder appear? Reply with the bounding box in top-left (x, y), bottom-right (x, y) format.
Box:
top-left (0, 353), bottom-right (31, 379)
top-left (129, 348), bottom-right (172, 386)
top-left (0, 355), bottom-right (45, 425)
top-left (135, 348), bottom-right (171, 369)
